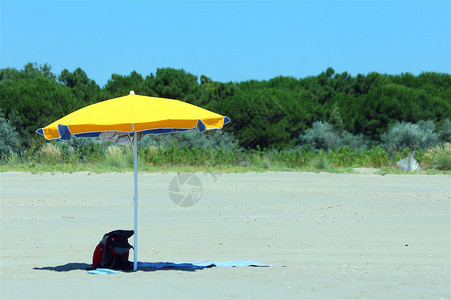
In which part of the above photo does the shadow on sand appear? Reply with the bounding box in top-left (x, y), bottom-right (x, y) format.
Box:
top-left (137, 262), bottom-right (212, 272)
top-left (33, 262), bottom-right (210, 272)
top-left (33, 263), bottom-right (92, 272)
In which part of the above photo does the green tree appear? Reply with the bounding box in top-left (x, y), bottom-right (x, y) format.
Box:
top-left (59, 68), bottom-right (100, 105)
top-left (216, 88), bottom-right (313, 149)
top-left (0, 77), bottom-right (78, 147)
top-left (103, 71), bottom-right (144, 98)
top-left (0, 63), bottom-right (56, 81)
top-left (142, 68), bottom-right (200, 103)
top-left (198, 76), bottom-right (237, 109)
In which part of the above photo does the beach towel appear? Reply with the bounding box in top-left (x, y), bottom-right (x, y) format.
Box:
top-left (88, 260), bottom-right (284, 274)
top-left (88, 268), bottom-right (120, 274)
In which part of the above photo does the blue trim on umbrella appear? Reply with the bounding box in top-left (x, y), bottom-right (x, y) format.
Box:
top-left (36, 128), bottom-right (44, 136)
top-left (141, 128), bottom-right (191, 135)
top-left (197, 120), bottom-right (207, 132)
top-left (74, 132), bottom-right (102, 138)
top-left (58, 124), bottom-right (72, 140)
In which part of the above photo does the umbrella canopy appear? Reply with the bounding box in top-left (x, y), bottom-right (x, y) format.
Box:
top-left (37, 91), bottom-right (230, 140)
top-left (36, 91), bottom-right (230, 271)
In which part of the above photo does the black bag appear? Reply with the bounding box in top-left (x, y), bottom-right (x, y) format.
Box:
top-left (92, 230), bottom-right (134, 271)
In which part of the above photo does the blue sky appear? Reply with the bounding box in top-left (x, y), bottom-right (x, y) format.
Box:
top-left (1, 1), bottom-right (450, 86)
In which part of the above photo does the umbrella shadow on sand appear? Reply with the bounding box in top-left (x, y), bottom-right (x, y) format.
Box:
top-left (33, 262), bottom-right (206, 272)
top-left (137, 262), bottom-right (211, 272)
top-left (34, 263), bottom-right (92, 272)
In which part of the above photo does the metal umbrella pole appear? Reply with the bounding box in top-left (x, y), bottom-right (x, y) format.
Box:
top-left (133, 131), bottom-right (138, 271)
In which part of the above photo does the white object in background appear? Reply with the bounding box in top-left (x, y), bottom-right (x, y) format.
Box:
top-left (396, 152), bottom-right (421, 172)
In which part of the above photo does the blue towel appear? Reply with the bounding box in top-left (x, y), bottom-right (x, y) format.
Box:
top-left (88, 260), bottom-right (284, 274)
top-left (88, 268), bottom-right (119, 275)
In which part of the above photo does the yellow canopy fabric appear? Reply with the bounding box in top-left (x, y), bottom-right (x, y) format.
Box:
top-left (38, 93), bottom-right (230, 140)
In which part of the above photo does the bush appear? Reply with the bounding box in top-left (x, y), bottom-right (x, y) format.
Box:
top-left (104, 145), bottom-right (125, 168)
top-left (67, 137), bottom-right (106, 162)
top-left (430, 151), bottom-right (451, 170)
top-left (208, 130), bottom-right (241, 150)
top-left (40, 143), bottom-right (64, 164)
top-left (339, 131), bottom-right (368, 150)
top-left (381, 120), bottom-right (439, 152)
top-left (0, 112), bottom-right (21, 155)
top-left (438, 118), bottom-right (451, 143)
top-left (298, 121), bottom-right (340, 150)
top-left (423, 143), bottom-right (451, 170)
top-left (139, 130), bottom-right (240, 150)
top-left (297, 121), bottom-right (368, 151)
top-left (312, 155), bottom-right (329, 170)
top-left (104, 145), bottom-right (135, 169)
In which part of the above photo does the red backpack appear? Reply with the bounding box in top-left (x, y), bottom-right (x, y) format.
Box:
top-left (92, 230), bottom-right (134, 271)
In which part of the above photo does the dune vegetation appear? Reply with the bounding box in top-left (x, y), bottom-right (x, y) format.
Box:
top-left (1, 63), bottom-right (450, 173)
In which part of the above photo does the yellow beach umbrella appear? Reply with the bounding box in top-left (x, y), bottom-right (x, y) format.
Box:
top-left (37, 91), bottom-right (230, 271)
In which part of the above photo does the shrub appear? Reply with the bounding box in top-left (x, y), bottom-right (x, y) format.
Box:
top-left (430, 151), bottom-right (451, 170)
top-left (297, 121), bottom-right (341, 150)
top-left (139, 130), bottom-right (240, 150)
top-left (1, 149), bottom-right (19, 165)
top-left (352, 146), bottom-right (390, 168)
top-left (40, 142), bottom-right (64, 164)
top-left (174, 131), bottom-right (215, 149)
top-left (104, 145), bottom-right (127, 169)
top-left (67, 137), bottom-right (106, 162)
top-left (312, 152), bottom-right (329, 170)
top-left (208, 130), bottom-right (241, 150)
top-left (313, 157), bottom-right (327, 170)
top-left (327, 146), bottom-right (357, 167)
top-left (0, 112), bottom-right (21, 155)
top-left (438, 118), bottom-right (451, 143)
top-left (339, 131), bottom-right (368, 150)
top-left (381, 120), bottom-right (439, 152)
top-left (297, 121), bottom-right (368, 151)
top-left (423, 143), bottom-right (451, 170)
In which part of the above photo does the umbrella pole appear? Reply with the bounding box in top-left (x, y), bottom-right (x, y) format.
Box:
top-left (133, 133), bottom-right (138, 271)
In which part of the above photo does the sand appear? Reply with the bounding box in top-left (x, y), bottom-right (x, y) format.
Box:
top-left (1, 171), bottom-right (450, 299)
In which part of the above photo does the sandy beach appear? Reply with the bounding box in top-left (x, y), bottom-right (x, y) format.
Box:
top-left (1, 171), bottom-right (450, 299)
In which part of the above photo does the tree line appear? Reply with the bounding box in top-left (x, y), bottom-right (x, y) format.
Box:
top-left (0, 62), bottom-right (450, 150)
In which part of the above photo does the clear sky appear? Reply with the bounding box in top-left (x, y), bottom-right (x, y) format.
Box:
top-left (1, 0), bottom-right (450, 86)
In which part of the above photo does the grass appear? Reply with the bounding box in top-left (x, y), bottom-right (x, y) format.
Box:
top-left (430, 151), bottom-right (451, 170)
top-left (421, 143), bottom-right (451, 171)
top-left (1, 144), bottom-right (450, 174)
